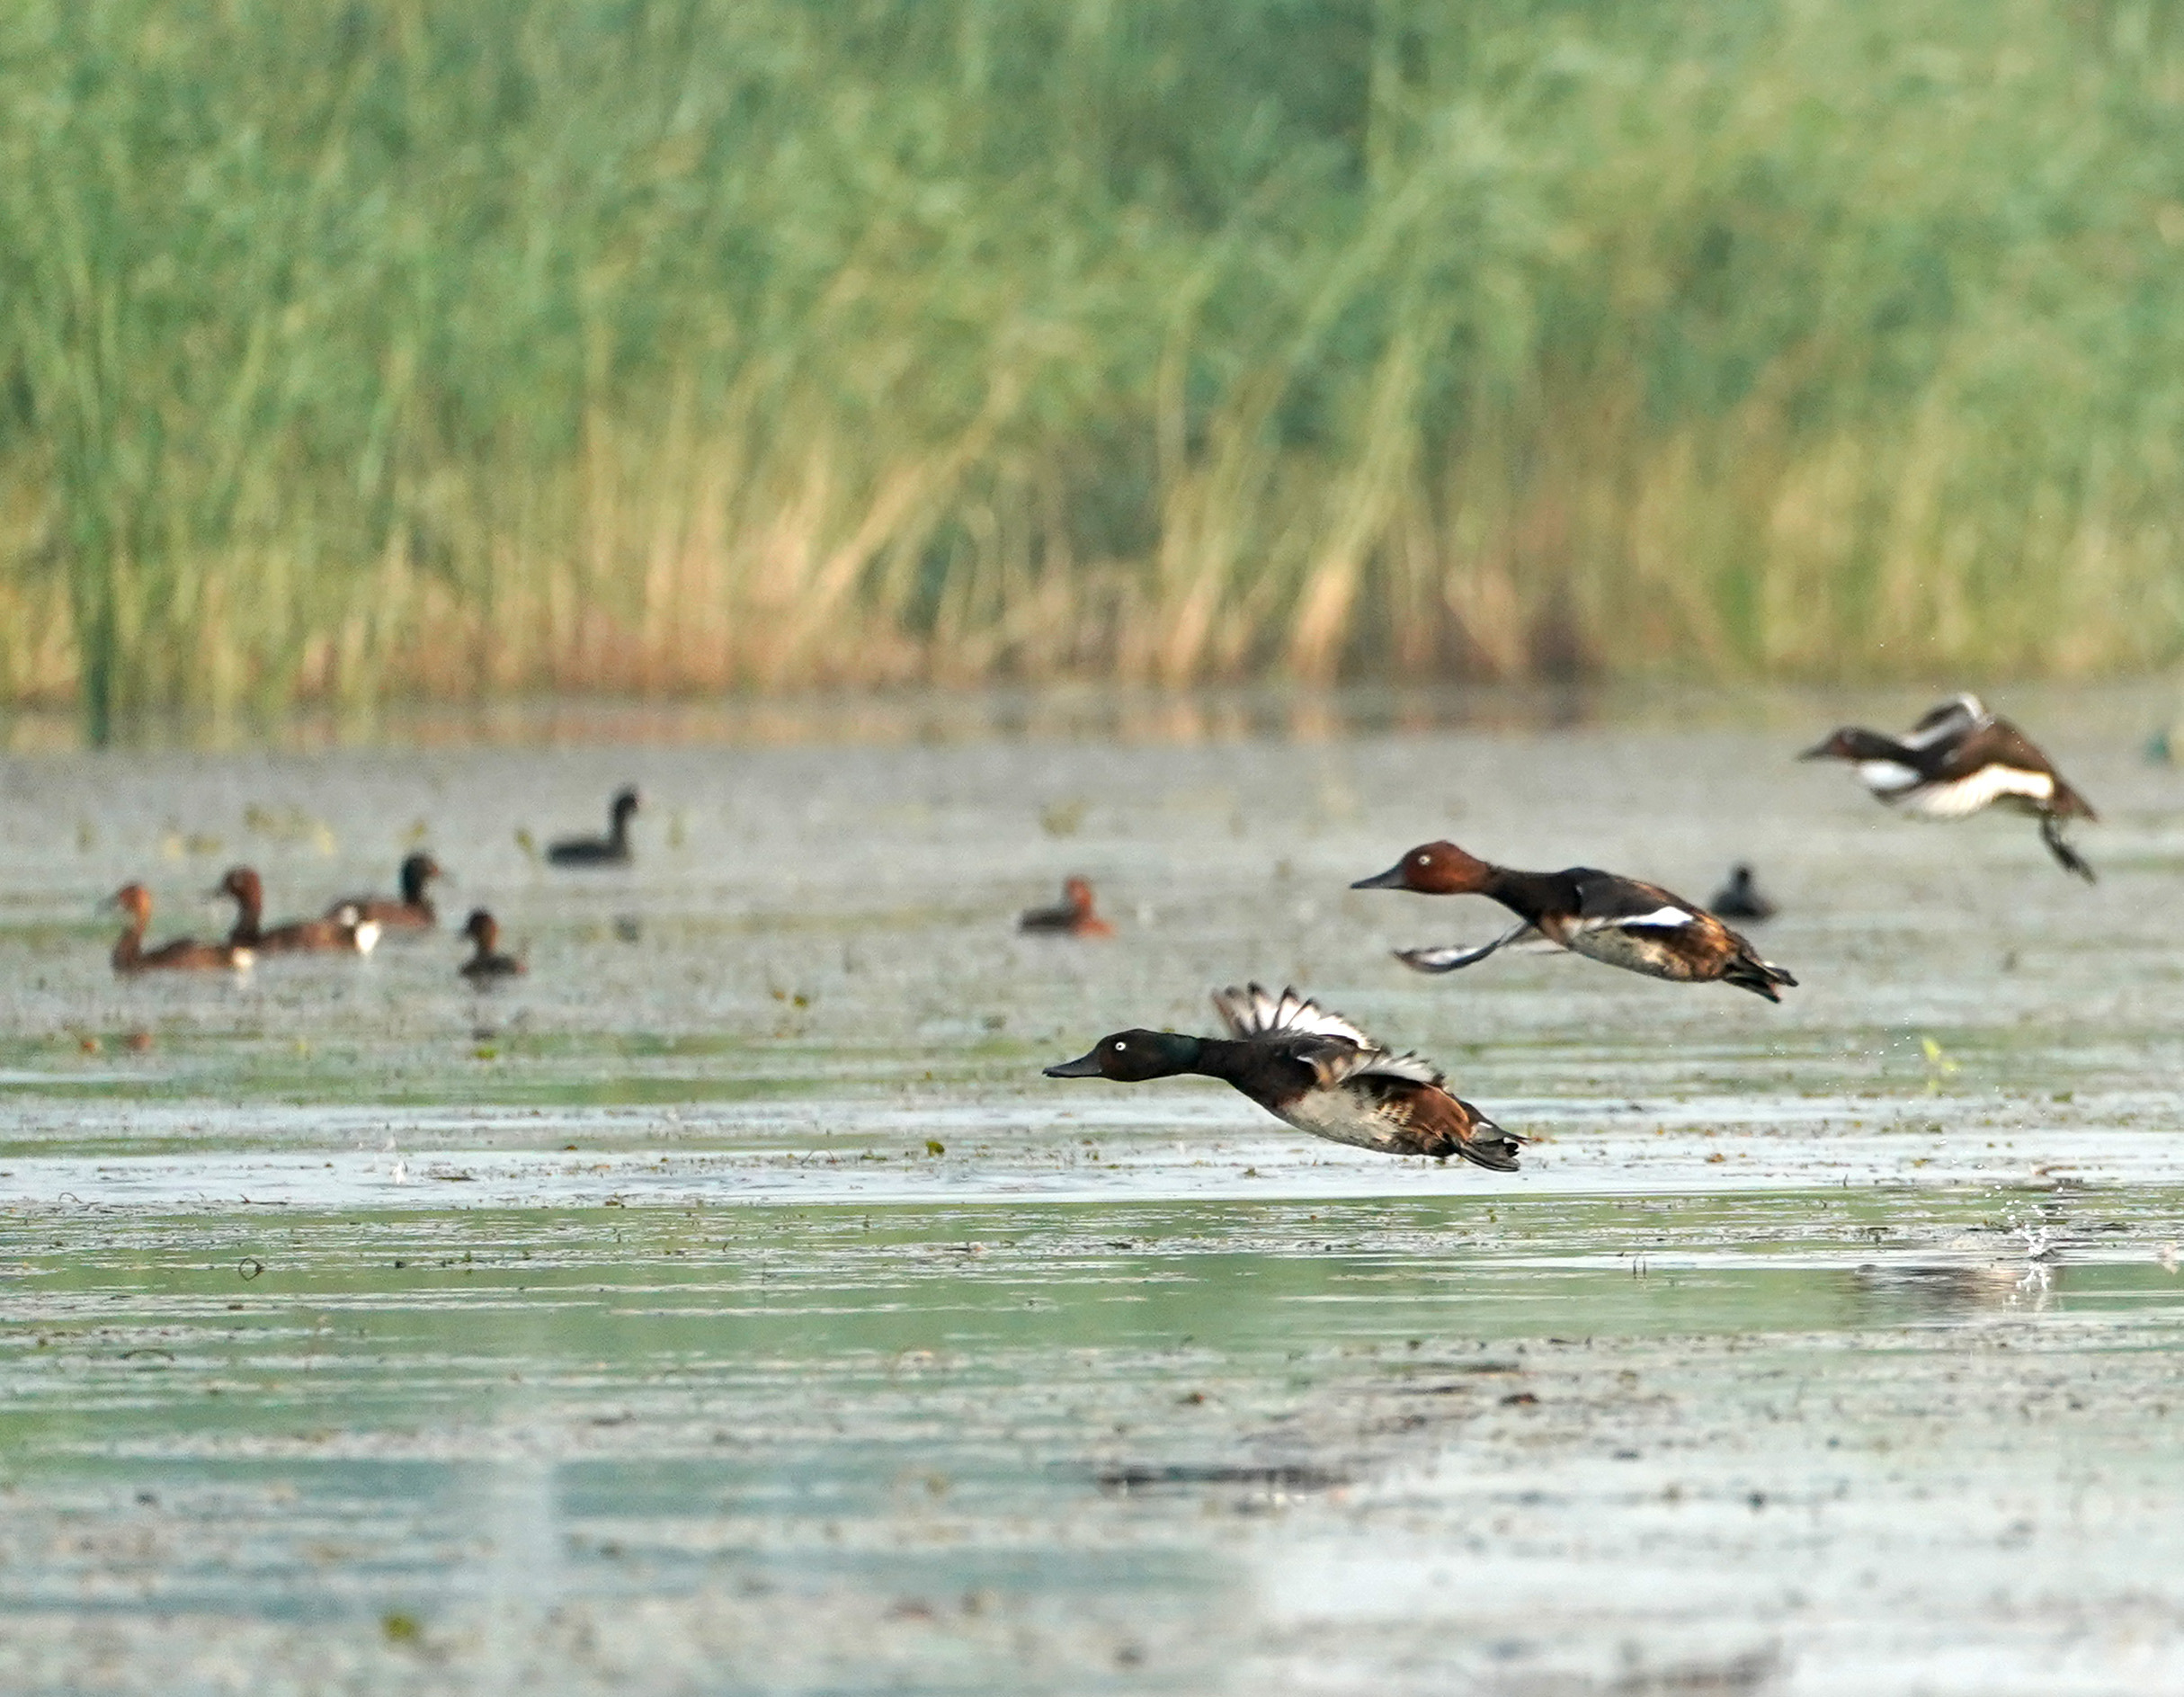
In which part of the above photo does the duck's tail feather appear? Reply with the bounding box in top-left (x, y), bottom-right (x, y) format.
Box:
top-left (1447, 1105), bottom-right (1525, 1172)
top-left (1724, 951), bottom-right (1797, 1003)
top-left (2040, 813), bottom-right (2097, 882)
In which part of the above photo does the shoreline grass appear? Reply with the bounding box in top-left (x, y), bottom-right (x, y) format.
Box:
top-left (4, 1), bottom-right (2184, 737)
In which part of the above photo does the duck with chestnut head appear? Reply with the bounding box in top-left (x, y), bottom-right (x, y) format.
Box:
top-left (1352, 842), bottom-right (1796, 1001)
top-left (1018, 876), bottom-right (1115, 938)
top-left (105, 884), bottom-right (254, 974)
top-left (1044, 983), bottom-right (1521, 1170)
top-left (218, 867), bottom-right (379, 955)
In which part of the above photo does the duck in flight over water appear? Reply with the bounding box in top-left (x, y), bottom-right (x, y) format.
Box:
top-left (1043, 983), bottom-right (1523, 1170)
top-left (1351, 842), bottom-right (1796, 1001)
top-left (1799, 694), bottom-right (2097, 881)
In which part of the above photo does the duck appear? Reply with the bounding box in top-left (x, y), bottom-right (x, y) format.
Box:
top-left (459, 908), bottom-right (524, 981)
top-left (547, 787), bottom-right (638, 866)
top-left (105, 884), bottom-right (254, 974)
top-left (216, 867), bottom-right (380, 955)
top-left (1707, 863), bottom-right (1777, 922)
top-left (1042, 983), bottom-right (1523, 1170)
top-left (330, 853), bottom-right (441, 931)
top-left (1018, 875), bottom-right (1115, 937)
top-left (1799, 693), bottom-right (2098, 881)
top-left (1351, 842), bottom-right (1796, 1001)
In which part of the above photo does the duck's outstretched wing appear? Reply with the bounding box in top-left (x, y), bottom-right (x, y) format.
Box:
top-left (1212, 983), bottom-right (1376, 1049)
top-left (1394, 922), bottom-right (1545, 974)
top-left (1304, 1039), bottom-right (1443, 1090)
top-left (1903, 693), bottom-right (1990, 748)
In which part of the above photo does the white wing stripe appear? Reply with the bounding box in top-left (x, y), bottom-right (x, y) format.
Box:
top-left (1583, 906), bottom-right (1694, 931)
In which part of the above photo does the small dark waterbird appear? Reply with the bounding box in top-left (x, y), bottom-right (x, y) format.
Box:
top-left (547, 788), bottom-right (639, 866)
top-left (1351, 842), bottom-right (1796, 1001)
top-left (1799, 693), bottom-right (2097, 881)
top-left (330, 853), bottom-right (441, 931)
top-left (218, 867), bottom-right (379, 954)
top-left (459, 909), bottom-right (524, 981)
top-left (1043, 983), bottom-right (1522, 1169)
top-left (1707, 863), bottom-right (1777, 923)
top-left (105, 884), bottom-right (254, 974)
top-left (1018, 875), bottom-right (1114, 937)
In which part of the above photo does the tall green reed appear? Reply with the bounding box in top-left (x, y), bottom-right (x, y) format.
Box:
top-left (3, 0), bottom-right (2182, 737)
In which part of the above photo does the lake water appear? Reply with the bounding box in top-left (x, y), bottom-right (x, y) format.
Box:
top-left (3, 683), bottom-right (2181, 1694)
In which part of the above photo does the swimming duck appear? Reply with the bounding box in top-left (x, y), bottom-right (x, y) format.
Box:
top-left (330, 853), bottom-right (441, 931)
top-left (105, 884), bottom-right (254, 974)
top-left (217, 867), bottom-right (380, 955)
top-left (459, 908), bottom-right (524, 981)
top-left (547, 788), bottom-right (638, 866)
top-left (1799, 694), bottom-right (2098, 881)
top-left (1707, 863), bottom-right (1777, 922)
top-left (1018, 876), bottom-right (1115, 937)
top-left (1043, 983), bottom-right (1523, 1169)
top-left (1351, 842), bottom-right (1796, 1001)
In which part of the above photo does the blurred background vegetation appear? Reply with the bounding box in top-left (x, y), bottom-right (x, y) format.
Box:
top-left (4, 0), bottom-right (2183, 737)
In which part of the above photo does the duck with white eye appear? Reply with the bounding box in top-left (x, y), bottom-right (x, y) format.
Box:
top-left (1042, 983), bottom-right (1523, 1170)
top-left (1799, 693), bottom-right (2099, 881)
top-left (1351, 842), bottom-right (1796, 1001)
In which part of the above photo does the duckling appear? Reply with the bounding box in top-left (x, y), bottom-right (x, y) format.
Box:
top-left (459, 909), bottom-right (524, 981)
top-left (1352, 842), bottom-right (1796, 1001)
top-left (105, 884), bottom-right (254, 974)
top-left (1043, 983), bottom-right (1522, 1170)
top-left (1018, 875), bottom-right (1115, 937)
top-left (1800, 693), bottom-right (2097, 880)
top-left (1707, 863), bottom-right (1777, 923)
top-left (330, 853), bottom-right (441, 931)
top-left (217, 867), bottom-right (379, 955)
top-left (547, 788), bottom-right (638, 866)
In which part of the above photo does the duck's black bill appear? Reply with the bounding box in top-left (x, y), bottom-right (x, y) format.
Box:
top-left (1042, 1051), bottom-right (1103, 1078)
top-left (1350, 862), bottom-right (1408, 890)
top-left (1794, 738), bottom-right (1835, 761)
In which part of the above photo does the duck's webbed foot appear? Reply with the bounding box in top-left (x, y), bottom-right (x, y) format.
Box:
top-left (2040, 813), bottom-right (2096, 883)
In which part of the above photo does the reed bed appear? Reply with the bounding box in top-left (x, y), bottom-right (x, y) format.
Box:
top-left (3, 0), bottom-right (2183, 736)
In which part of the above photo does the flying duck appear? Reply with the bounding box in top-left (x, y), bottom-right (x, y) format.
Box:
top-left (217, 867), bottom-right (379, 955)
top-left (547, 788), bottom-right (639, 867)
top-left (1351, 842), bottom-right (1796, 1001)
top-left (1043, 983), bottom-right (1523, 1169)
top-left (105, 884), bottom-right (254, 974)
top-left (1799, 694), bottom-right (2097, 880)
top-left (1018, 876), bottom-right (1115, 937)
top-left (459, 908), bottom-right (524, 981)
top-left (330, 853), bottom-right (441, 931)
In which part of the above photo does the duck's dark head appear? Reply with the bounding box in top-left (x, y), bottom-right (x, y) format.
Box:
top-left (611, 787), bottom-right (641, 823)
top-left (103, 883), bottom-right (152, 924)
top-left (462, 908), bottom-right (499, 948)
top-left (1798, 727), bottom-right (1896, 762)
top-left (1351, 840), bottom-right (1493, 896)
top-left (216, 866), bottom-right (263, 908)
top-left (1044, 1029), bottom-right (1201, 1083)
top-left (399, 853), bottom-right (441, 900)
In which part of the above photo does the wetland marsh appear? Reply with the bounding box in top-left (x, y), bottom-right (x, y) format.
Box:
top-left (3, 686), bottom-right (2182, 1694)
